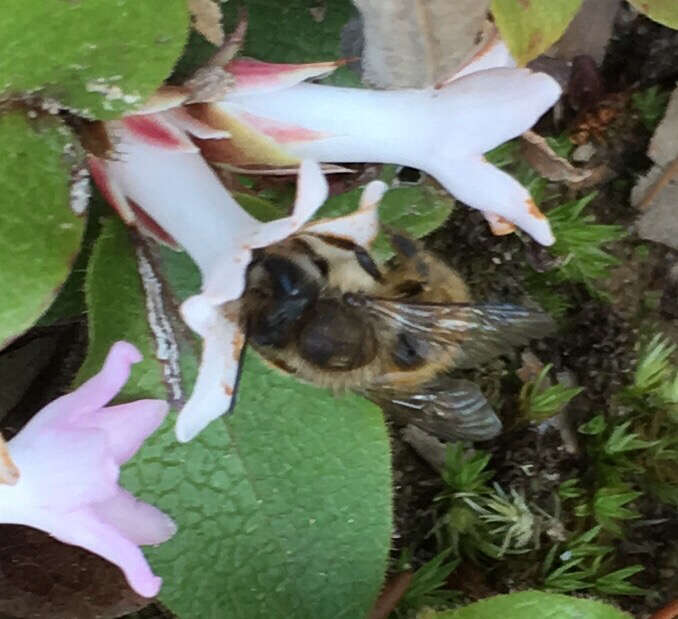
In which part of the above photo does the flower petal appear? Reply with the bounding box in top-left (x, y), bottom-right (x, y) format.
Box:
top-left (87, 154), bottom-right (136, 224)
top-left (247, 159), bottom-right (329, 248)
top-left (84, 399), bottom-right (169, 464)
top-left (67, 341), bottom-right (143, 415)
top-left (483, 212), bottom-right (517, 236)
top-left (437, 68), bottom-right (561, 154)
top-left (448, 32), bottom-right (515, 82)
top-left (122, 115), bottom-right (198, 153)
top-left (93, 488), bottom-right (176, 546)
top-left (166, 107), bottom-right (231, 140)
top-left (30, 342), bottom-right (142, 426)
top-left (428, 155), bottom-right (554, 245)
top-left (46, 508), bottom-right (164, 597)
top-left (302, 179), bottom-right (387, 247)
top-left (226, 58), bottom-right (343, 95)
top-left (0, 434), bottom-right (19, 486)
top-left (175, 299), bottom-right (244, 443)
top-left (106, 124), bottom-right (260, 277)
top-left (224, 68), bottom-right (561, 161)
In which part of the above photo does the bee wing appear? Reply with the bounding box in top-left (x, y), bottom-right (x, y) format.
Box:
top-left (349, 295), bottom-right (555, 368)
top-left (365, 377), bottom-right (501, 442)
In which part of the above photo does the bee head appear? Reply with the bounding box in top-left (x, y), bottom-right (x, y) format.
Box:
top-left (246, 254), bottom-right (320, 348)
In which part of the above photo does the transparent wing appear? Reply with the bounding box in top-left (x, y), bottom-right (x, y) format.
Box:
top-left (365, 377), bottom-right (502, 442)
top-left (346, 295), bottom-right (555, 368)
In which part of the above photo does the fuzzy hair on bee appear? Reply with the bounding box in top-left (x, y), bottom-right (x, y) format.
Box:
top-left (238, 231), bottom-right (555, 442)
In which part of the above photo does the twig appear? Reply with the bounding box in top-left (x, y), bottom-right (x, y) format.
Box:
top-left (369, 571), bottom-right (413, 619)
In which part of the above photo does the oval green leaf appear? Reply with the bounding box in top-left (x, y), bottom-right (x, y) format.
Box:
top-left (0, 0), bottom-right (189, 119)
top-left (491, 0), bottom-right (583, 65)
top-left (419, 590), bottom-right (632, 619)
top-left (79, 218), bottom-right (393, 618)
top-left (628, 0), bottom-right (678, 28)
top-left (0, 111), bottom-right (86, 349)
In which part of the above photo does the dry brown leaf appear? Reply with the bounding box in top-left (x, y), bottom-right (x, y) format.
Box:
top-left (188, 0), bottom-right (224, 46)
top-left (520, 130), bottom-right (592, 183)
top-left (352, 0), bottom-right (491, 88)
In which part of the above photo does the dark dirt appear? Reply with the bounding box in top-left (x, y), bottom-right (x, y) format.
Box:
top-left (385, 7), bottom-right (678, 617)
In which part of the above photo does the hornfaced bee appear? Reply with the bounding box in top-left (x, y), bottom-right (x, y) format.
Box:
top-left (240, 231), bottom-right (554, 442)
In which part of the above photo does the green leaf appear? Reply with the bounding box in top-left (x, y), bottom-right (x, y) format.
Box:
top-left (628, 0), bottom-right (678, 28)
top-left (593, 487), bottom-right (642, 536)
top-left (0, 0), bottom-right (189, 119)
top-left (417, 590), bottom-right (631, 618)
top-left (491, 0), bottom-right (584, 65)
top-left (176, 0), bottom-right (360, 86)
top-left (0, 111), bottom-right (86, 349)
top-left (79, 218), bottom-right (393, 618)
top-left (316, 166), bottom-right (454, 262)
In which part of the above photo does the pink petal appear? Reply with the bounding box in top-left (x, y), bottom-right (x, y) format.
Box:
top-left (428, 155), bottom-right (554, 245)
top-left (175, 299), bottom-right (244, 443)
top-left (226, 58), bottom-right (343, 95)
top-left (235, 110), bottom-right (332, 144)
top-left (47, 508), bottom-right (164, 597)
top-left (302, 179), bottom-right (387, 247)
top-left (93, 488), bottom-right (176, 546)
top-left (8, 426), bottom-right (118, 509)
top-left (122, 115), bottom-right (198, 153)
top-left (87, 154), bottom-right (136, 224)
top-left (84, 399), bottom-right (169, 464)
top-left (59, 342), bottom-right (143, 421)
top-left (165, 107), bottom-right (231, 140)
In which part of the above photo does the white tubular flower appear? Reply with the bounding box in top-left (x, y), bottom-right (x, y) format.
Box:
top-left (0, 342), bottom-right (175, 597)
top-left (87, 82), bottom-right (387, 442)
top-left (204, 40), bottom-right (560, 245)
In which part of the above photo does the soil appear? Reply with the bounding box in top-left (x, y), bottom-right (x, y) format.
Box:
top-left (386, 7), bottom-right (678, 618)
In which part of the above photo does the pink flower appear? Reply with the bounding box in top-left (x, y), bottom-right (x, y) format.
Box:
top-left (0, 342), bottom-right (175, 597)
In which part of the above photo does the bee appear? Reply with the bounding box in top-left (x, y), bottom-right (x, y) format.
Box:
top-left (239, 231), bottom-right (554, 442)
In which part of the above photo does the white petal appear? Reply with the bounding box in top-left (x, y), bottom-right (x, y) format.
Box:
top-left (450, 37), bottom-right (515, 81)
top-left (225, 67), bottom-right (561, 163)
top-left (302, 179), bottom-right (387, 247)
top-left (428, 155), bottom-right (554, 245)
top-left (106, 125), bottom-right (260, 278)
top-left (175, 297), bottom-right (245, 443)
top-left (247, 159), bottom-right (329, 248)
